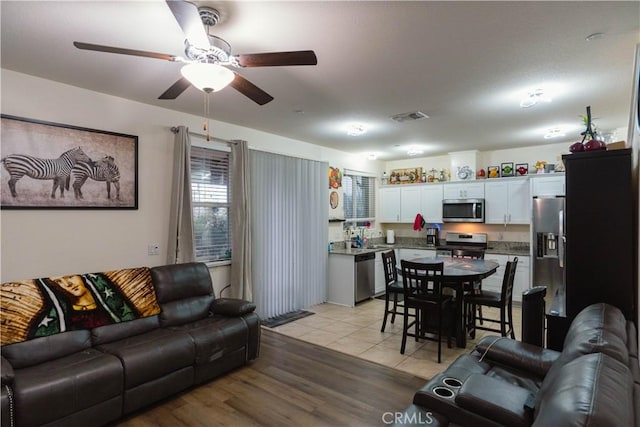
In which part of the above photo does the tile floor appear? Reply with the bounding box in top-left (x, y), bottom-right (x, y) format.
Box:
top-left (267, 298), bottom-right (522, 380)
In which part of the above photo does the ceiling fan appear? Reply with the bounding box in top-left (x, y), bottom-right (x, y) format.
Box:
top-left (73, 0), bottom-right (317, 105)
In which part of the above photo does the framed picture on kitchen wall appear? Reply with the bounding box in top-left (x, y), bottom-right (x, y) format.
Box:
top-left (516, 163), bottom-right (529, 176)
top-left (328, 166), bottom-right (345, 220)
top-left (501, 162), bottom-right (514, 177)
top-left (487, 166), bottom-right (500, 178)
top-left (0, 115), bottom-right (138, 209)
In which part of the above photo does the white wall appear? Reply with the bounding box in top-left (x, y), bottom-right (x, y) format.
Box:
top-left (0, 70), bottom-right (380, 290)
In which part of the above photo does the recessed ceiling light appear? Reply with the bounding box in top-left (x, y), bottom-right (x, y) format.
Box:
top-left (367, 153), bottom-right (378, 160)
top-left (544, 127), bottom-right (566, 139)
top-left (407, 147), bottom-right (424, 156)
top-left (520, 88), bottom-right (552, 108)
top-left (346, 123), bottom-right (366, 136)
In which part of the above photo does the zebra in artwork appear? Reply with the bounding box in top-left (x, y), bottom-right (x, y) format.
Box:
top-left (72, 155), bottom-right (121, 200)
top-left (1, 147), bottom-right (92, 198)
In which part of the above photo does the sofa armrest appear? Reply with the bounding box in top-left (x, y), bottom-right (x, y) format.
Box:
top-left (476, 336), bottom-right (560, 377)
top-left (211, 298), bottom-right (256, 317)
top-left (1, 356), bottom-right (14, 385)
top-left (455, 374), bottom-right (534, 427)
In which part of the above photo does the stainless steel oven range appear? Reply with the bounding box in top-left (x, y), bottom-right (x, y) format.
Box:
top-left (436, 232), bottom-right (488, 257)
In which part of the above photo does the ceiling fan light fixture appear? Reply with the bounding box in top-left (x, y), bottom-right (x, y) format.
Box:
top-left (181, 63), bottom-right (235, 92)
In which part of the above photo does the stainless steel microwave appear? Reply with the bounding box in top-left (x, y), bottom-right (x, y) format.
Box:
top-left (442, 199), bottom-right (485, 223)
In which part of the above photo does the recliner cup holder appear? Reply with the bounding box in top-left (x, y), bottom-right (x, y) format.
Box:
top-left (432, 386), bottom-right (455, 398)
top-left (443, 377), bottom-right (463, 388)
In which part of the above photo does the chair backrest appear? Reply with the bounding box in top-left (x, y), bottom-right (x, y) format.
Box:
top-left (501, 257), bottom-right (518, 303)
top-left (381, 250), bottom-right (397, 288)
top-left (401, 260), bottom-right (444, 299)
top-left (451, 248), bottom-right (485, 260)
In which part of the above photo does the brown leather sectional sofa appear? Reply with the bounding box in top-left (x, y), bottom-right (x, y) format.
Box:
top-left (0, 262), bottom-right (260, 427)
top-left (395, 303), bottom-right (639, 426)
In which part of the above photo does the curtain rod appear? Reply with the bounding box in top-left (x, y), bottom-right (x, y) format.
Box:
top-left (170, 126), bottom-right (237, 145)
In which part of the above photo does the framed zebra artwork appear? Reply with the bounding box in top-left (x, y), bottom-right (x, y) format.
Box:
top-left (0, 115), bottom-right (138, 209)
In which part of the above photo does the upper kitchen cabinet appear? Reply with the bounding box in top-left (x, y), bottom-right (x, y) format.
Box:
top-left (378, 187), bottom-right (401, 222)
top-left (400, 186), bottom-right (423, 222)
top-left (420, 184), bottom-right (443, 223)
top-left (485, 178), bottom-right (530, 224)
top-left (531, 175), bottom-right (565, 197)
top-left (443, 182), bottom-right (485, 200)
top-left (378, 184), bottom-right (443, 223)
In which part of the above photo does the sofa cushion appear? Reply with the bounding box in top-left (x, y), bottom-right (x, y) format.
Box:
top-left (564, 302), bottom-right (627, 345)
top-left (1, 330), bottom-right (91, 369)
top-left (91, 315), bottom-right (160, 345)
top-left (151, 262), bottom-right (215, 326)
top-left (455, 374), bottom-right (533, 427)
top-left (533, 353), bottom-right (634, 427)
top-left (12, 348), bottom-right (123, 427)
top-left (476, 335), bottom-right (559, 378)
top-left (96, 328), bottom-right (195, 389)
top-left (1, 357), bottom-right (14, 384)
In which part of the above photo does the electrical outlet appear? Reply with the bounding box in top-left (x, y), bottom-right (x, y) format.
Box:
top-left (148, 244), bottom-right (160, 256)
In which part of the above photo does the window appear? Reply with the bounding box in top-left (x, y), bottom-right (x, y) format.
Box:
top-left (343, 174), bottom-right (376, 222)
top-left (190, 146), bottom-right (231, 262)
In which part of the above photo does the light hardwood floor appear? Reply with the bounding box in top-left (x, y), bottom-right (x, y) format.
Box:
top-left (115, 329), bottom-right (426, 427)
top-left (115, 299), bottom-right (522, 426)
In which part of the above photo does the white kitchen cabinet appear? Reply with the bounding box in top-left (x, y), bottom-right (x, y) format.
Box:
top-left (482, 254), bottom-right (529, 303)
top-left (379, 184), bottom-right (441, 224)
top-left (443, 182), bottom-right (484, 199)
top-left (400, 186), bottom-right (423, 222)
top-left (485, 178), bottom-right (530, 225)
top-left (531, 175), bottom-right (565, 196)
top-left (482, 254), bottom-right (509, 294)
top-left (420, 184), bottom-right (443, 223)
top-left (378, 187), bottom-right (401, 222)
top-left (513, 256), bottom-right (530, 303)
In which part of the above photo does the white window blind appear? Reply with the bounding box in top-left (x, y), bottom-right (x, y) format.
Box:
top-left (343, 174), bottom-right (376, 221)
top-left (190, 146), bottom-right (231, 262)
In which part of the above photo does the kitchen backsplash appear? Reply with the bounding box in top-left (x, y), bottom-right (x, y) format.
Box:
top-left (380, 223), bottom-right (530, 243)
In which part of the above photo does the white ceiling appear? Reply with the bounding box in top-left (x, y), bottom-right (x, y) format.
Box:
top-left (1, 1), bottom-right (639, 160)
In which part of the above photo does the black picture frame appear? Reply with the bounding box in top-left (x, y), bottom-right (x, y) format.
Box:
top-left (1, 115), bottom-right (138, 209)
top-left (515, 163), bottom-right (529, 176)
top-left (501, 162), bottom-right (514, 177)
top-left (487, 166), bottom-right (500, 178)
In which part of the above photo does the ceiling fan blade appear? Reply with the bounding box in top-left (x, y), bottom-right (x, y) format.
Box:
top-left (73, 41), bottom-right (177, 61)
top-left (236, 50), bottom-right (318, 67)
top-left (165, 0), bottom-right (210, 50)
top-left (230, 74), bottom-right (274, 105)
top-left (158, 77), bottom-right (192, 99)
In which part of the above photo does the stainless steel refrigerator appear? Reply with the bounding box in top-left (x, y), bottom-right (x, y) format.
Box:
top-left (532, 196), bottom-right (565, 317)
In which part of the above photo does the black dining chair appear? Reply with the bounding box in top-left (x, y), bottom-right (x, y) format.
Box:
top-left (380, 250), bottom-right (405, 332)
top-left (465, 257), bottom-right (518, 339)
top-left (451, 248), bottom-right (485, 325)
top-left (400, 260), bottom-right (454, 363)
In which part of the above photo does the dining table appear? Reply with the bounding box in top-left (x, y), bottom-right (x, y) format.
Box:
top-left (406, 256), bottom-right (500, 348)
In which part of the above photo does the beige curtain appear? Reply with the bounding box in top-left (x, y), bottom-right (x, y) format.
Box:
top-left (167, 126), bottom-right (196, 264)
top-left (230, 139), bottom-right (252, 300)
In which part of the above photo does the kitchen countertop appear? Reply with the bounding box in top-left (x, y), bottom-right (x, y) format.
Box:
top-left (329, 238), bottom-right (530, 257)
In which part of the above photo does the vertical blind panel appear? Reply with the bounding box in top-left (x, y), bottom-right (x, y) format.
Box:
top-left (250, 151), bottom-right (328, 319)
top-left (191, 146), bottom-right (232, 262)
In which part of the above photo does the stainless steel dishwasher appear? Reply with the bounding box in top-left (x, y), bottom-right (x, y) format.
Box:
top-left (354, 252), bottom-right (375, 303)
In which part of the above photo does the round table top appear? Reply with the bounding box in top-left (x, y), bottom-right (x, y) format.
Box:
top-left (405, 256), bottom-right (500, 281)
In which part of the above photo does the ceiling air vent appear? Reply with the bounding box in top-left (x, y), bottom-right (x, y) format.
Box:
top-left (390, 111), bottom-right (429, 123)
